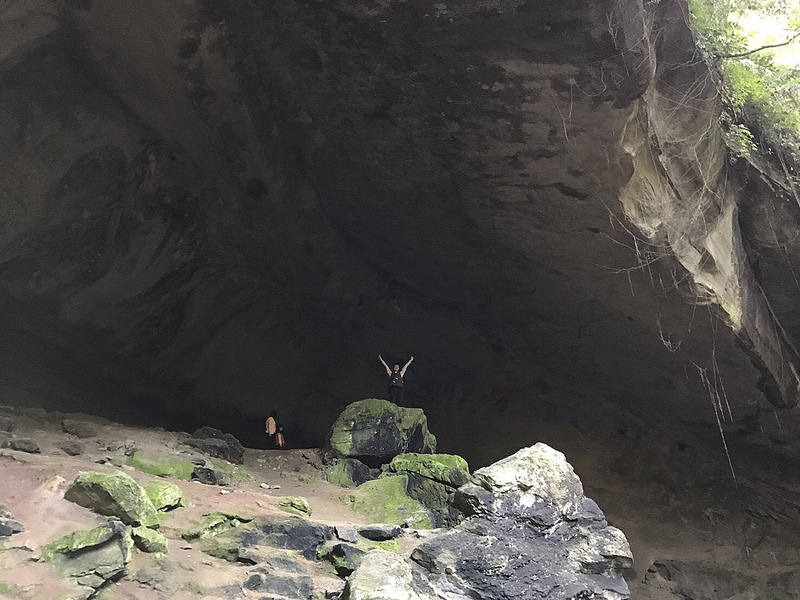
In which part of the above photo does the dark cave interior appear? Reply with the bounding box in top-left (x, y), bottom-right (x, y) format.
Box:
top-left (8, 3), bottom-right (800, 597)
top-left (1, 0), bottom-right (799, 484)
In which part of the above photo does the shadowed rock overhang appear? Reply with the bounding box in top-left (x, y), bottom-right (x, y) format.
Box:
top-left (0, 0), bottom-right (799, 457)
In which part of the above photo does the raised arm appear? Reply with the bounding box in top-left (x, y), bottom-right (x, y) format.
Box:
top-left (378, 354), bottom-right (392, 376)
top-left (400, 356), bottom-right (414, 376)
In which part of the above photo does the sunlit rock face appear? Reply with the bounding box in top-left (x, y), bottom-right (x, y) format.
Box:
top-left (0, 0), bottom-right (797, 468)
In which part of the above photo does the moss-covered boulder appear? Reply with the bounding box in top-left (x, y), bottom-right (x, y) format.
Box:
top-left (145, 481), bottom-right (185, 512)
top-left (126, 451), bottom-right (195, 481)
top-left (181, 512), bottom-right (253, 542)
top-left (382, 453), bottom-right (471, 527)
top-left (344, 475), bottom-right (432, 529)
top-left (278, 496), bottom-right (312, 517)
top-left (326, 459), bottom-right (376, 487)
top-left (325, 399), bottom-right (436, 466)
top-left (43, 521), bottom-right (133, 595)
top-left (322, 543), bottom-right (366, 577)
top-left (383, 453), bottom-right (470, 487)
top-left (131, 526), bottom-right (168, 553)
top-left (64, 472), bottom-right (160, 527)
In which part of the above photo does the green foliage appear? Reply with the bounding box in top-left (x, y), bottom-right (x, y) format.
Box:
top-left (720, 111), bottom-right (759, 158)
top-left (689, 0), bottom-right (800, 156)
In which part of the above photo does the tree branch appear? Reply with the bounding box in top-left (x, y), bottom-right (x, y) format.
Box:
top-left (719, 32), bottom-right (800, 59)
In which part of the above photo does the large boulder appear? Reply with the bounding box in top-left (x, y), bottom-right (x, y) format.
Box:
top-left (344, 443), bottom-right (633, 600)
top-left (185, 514), bottom-right (334, 563)
top-left (464, 443), bottom-right (584, 518)
top-left (187, 427), bottom-right (245, 464)
top-left (325, 399), bottom-right (436, 466)
top-left (324, 543), bottom-right (367, 577)
top-left (241, 556), bottom-right (315, 599)
top-left (42, 521), bottom-right (133, 597)
top-left (64, 471), bottom-right (160, 528)
top-left (342, 550), bottom-right (432, 600)
top-left (131, 526), bottom-right (169, 554)
top-left (326, 458), bottom-right (377, 487)
top-left (383, 453), bottom-right (471, 527)
top-left (413, 443), bottom-right (633, 600)
top-left (251, 517), bottom-right (334, 560)
top-left (345, 475), bottom-right (432, 529)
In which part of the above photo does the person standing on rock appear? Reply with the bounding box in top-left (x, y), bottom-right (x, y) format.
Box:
top-left (379, 354), bottom-right (414, 405)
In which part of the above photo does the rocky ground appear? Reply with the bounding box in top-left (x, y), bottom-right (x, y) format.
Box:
top-left (0, 401), bottom-right (799, 600)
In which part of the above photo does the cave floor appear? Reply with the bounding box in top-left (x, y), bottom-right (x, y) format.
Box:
top-left (1, 405), bottom-right (799, 600)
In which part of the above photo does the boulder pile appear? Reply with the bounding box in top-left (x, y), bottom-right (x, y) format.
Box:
top-left (344, 443), bottom-right (633, 600)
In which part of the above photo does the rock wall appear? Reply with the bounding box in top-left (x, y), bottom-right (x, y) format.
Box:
top-left (615, 0), bottom-right (800, 410)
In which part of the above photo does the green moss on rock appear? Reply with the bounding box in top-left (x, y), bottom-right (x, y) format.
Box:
top-left (64, 472), bottom-right (160, 527)
top-left (278, 496), bottom-right (312, 517)
top-left (383, 453), bottom-right (470, 487)
top-left (197, 534), bottom-right (243, 562)
top-left (326, 462), bottom-right (356, 487)
top-left (127, 451), bottom-right (195, 480)
top-left (181, 512), bottom-right (252, 541)
top-left (356, 537), bottom-right (401, 552)
top-left (325, 399), bottom-right (437, 462)
top-left (42, 521), bottom-right (134, 585)
top-left (207, 458), bottom-right (252, 484)
top-left (131, 526), bottom-right (168, 554)
top-left (42, 525), bottom-right (120, 562)
top-left (145, 481), bottom-right (185, 512)
top-left (343, 475), bottom-right (432, 529)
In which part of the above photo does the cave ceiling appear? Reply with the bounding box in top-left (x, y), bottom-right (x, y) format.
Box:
top-left (1, 0), bottom-right (799, 470)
